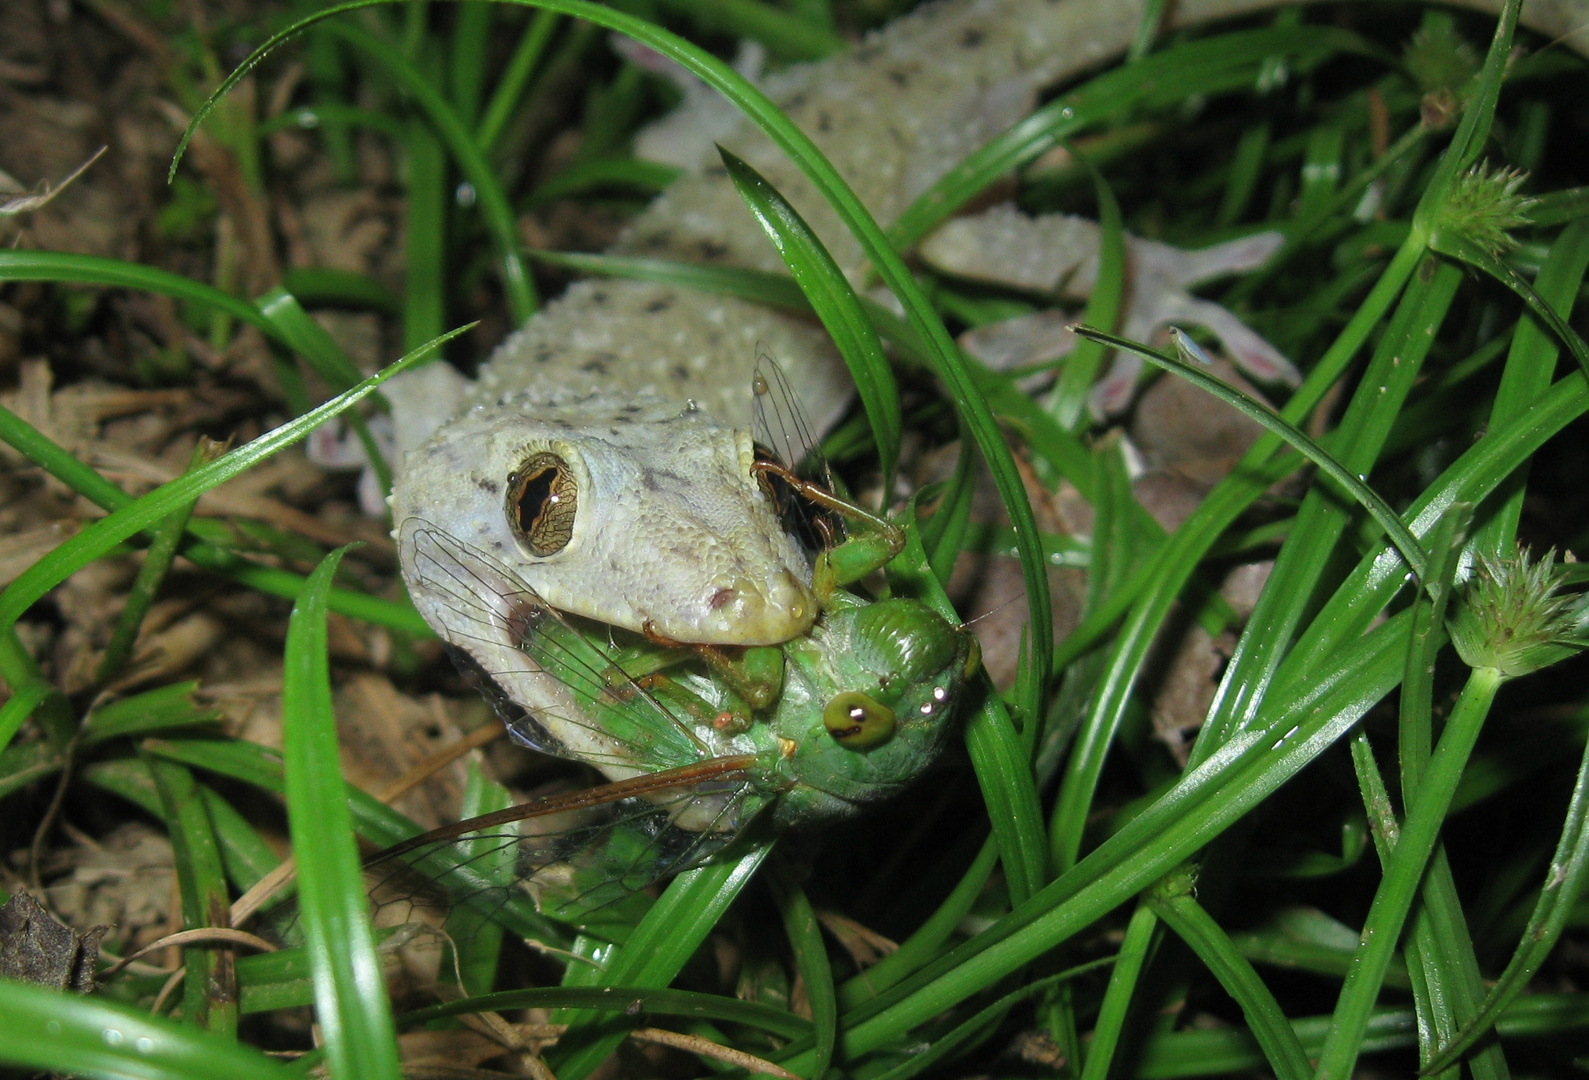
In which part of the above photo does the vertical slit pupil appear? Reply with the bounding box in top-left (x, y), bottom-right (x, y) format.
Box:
top-left (517, 466), bottom-right (559, 533)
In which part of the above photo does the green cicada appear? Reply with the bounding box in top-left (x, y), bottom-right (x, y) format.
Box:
top-left (375, 521), bottom-right (976, 925)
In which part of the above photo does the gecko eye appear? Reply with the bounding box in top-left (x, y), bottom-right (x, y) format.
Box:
top-left (822, 691), bottom-right (895, 750)
top-left (507, 452), bottom-right (577, 556)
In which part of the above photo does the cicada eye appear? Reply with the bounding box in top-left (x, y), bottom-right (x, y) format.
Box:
top-left (822, 691), bottom-right (895, 750)
top-left (507, 452), bottom-right (577, 557)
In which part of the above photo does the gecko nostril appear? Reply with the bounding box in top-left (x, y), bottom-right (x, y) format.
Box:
top-left (708, 587), bottom-right (737, 610)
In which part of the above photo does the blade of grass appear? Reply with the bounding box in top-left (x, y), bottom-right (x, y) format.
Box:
top-left (1070, 325), bottom-right (1430, 581)
top-left (1423, 723), bottom-right (1589, 1071)
top-left (1316, 665), bottom-right (1506, 1079)
top-left (83, 683), bottom-right (220, 744)
top-left (0, 326), bottom-right (466, 641)
top-left (1387, 505), bottom-right (1504, 1078)
top-left (895, 510), bottom-right (1047, 904)
top-left (867, 962), bottom-right (1114, 1080)
top-left (281, 545), bottom-right (401, 1080)
top-left (96, 440), bottom-right (223, 685)
top-left (476, 9), bottom-right (559, 151)
top-left (1432, 233), bottom-right (1589, 382)
top-left (1147, 868), bottom-right (1311, 1080)
top-left (1045, 154), bottom-right (1124, 430)
top-left (721, 146), bottom-right (900, 485)
top-left (1078, 902), bottom-right (1159, 1080)
top-left (0, 979), bottom-right (290, 1079)
top-left (447, 762), bottom-right (512, 997)
top-left (0, 250), bottom-right (273, 334)
top-left (836, 833), bottom-right (998, 1009)
top-left (400, 983), bottom-right (810, 1040)
top-left (1472, 219), bottom-right (1589, 556)
top-left (551, 844), bottom-right (772, 1080)
top-left (0, 680), bottom-right (51, 756)
top-left (768, 856), bottom-right (836, 1080)
top-left (148, 755), bottom-right (239, 1036)
top-left (403, 119), bottom-right (448, 353)
top-left (318, 20), bottom-right (536, 322)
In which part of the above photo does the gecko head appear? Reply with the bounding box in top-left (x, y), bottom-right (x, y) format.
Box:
top-left (393, 399), bottom-right (819, 647)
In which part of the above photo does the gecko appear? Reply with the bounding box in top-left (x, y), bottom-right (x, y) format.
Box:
top-left (384, 0), bottom-right (1589, 650)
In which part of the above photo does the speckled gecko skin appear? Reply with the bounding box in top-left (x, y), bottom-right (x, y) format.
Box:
top-left (390, 0), bottom-right (1589, 648)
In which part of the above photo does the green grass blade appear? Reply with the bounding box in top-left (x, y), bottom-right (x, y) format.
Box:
top-left (400, 984), bottom-right (811, 1040)
top-left (1045, 155), bottom-right (1124, 430)
top-left (0, 680), bottom-right (51, 755)
top-left (1316, 666), bottom-right (1506, 1079)
top-left (720, 146), bottom-right (901, 484)
top-left (0, 326), bottom-right (465, 640)
top-left (1389, 507), bottom-right (1503, 1076)
top-left (1412, 0), bottom-right (1521, 221)
top-left (866, 964), bottom-right (1111, 1080)
top-left (1149, 871), bottom-right (1311, 1080)
top-left (1078, 902), bottom-right (1158, 1080)
top-left (97, 441), bottom-right (221, 685)
top-left (1472, 219), bottom-right (1589, 556)
top-left (1431, 232), bottom-right (1589, 382)
top-left (477, 9), bottom-right (559, 151)
top-left (1424, 730), bottom-right (1589, 1071)
top-left (524, 157), bottom-right (678, 205)
top-left (319, 20), bottom-right (537, 322)
top-left (447, 763), bottom-right (512, 997)
top-left (254, 286), bottom-right (367, 391)
top-left (282, 545), bottom-right (401, 1080)
top-left (894, 510), bottom-right (1047, 905)
top-left (0, 979), bottom-right (290, 1079)
top-left (769, 857), bottom-right (836, 1080)
top-left (148, 756), bottom-right (240, 1036)
top-left (836, 834), bottom-right (998, 1009)
top-left (552, 844), bottom-right (772, 1080)
top-left (279, 267), bottom-right (402, 314)
top-left (0, 250), bottom-right (271, 332)
top-left (1071, 325), bottom-right (1429, 579)
top-left (402, 119), bottom-right (448, 353)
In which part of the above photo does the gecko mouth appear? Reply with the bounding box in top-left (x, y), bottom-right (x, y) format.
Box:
top-left (669, 571), bottom-right (816, 646)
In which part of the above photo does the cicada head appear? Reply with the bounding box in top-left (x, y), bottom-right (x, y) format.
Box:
top-left (770, 598), bottom-right (975, 829)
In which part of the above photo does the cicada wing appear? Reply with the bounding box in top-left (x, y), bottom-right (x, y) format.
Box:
top-left (399, 522), bottom-right (711, 773)
top-left (750, 350), bottom-right (848, 555)
top-left (751, 348), bottom-right (830, 487)
top-left (365, 766), bottom-right (767, 934)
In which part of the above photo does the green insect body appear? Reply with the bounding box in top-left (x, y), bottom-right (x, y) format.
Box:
top-left (390, 524), bottom-right (974, 924)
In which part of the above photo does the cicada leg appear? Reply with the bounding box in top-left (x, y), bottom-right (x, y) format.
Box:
top-left (640, 622), bottom-right (786, 717)
top-left (751, 459), bottom-right (906, 604)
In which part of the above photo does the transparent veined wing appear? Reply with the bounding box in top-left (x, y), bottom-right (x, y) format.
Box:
top-left (362, 757), bottom-right (769, 930)
top-left (399, 521), bottom-right (749, 779)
